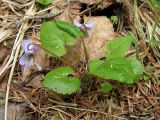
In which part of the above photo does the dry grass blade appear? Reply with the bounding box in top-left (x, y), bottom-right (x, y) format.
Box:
top-left (3, 2), bottom-right (36, 120)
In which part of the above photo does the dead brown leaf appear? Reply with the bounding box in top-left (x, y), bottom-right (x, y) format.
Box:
top-left (80, 16), bottom-right (115, 61)
top-left (34, 48), bottom-right (49, 70)
top-left (61, 37), bottom-right (82, 66)
top-left (59, 16), bottom-right (115, 65)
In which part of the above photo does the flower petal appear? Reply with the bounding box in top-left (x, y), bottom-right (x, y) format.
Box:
top-left (24, 61), bottom-right (30, 70)
top-left (32, 45), bottom-right (38, 53)
top-left (73, 19), bottom-right (82, 28)
top-left (22, 40), bottom-right (39, 54)
top-left (22, 40), bottom-right (33, 53)
top-left (85, 20), bottom-right (94, 29)
top-left (19, 53), bottom-right (30, 65)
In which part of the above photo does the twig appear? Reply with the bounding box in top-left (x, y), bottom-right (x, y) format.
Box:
top-left (48, 98), bottom-right (77, 107)
top-left (43, 106), bottom-right (75, 119)
top-left (8, 10), bottom-right (64, 29)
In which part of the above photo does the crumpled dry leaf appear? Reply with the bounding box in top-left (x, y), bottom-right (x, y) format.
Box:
top-left (61, 37), bottom-right (81, 66)
top-left (80, 16), bottom-right (115, 61)
top-left (34, 48), bottom-right (48, 70)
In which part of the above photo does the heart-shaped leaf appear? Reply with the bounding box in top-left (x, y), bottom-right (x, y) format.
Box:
top-left (43, 67), bottom-right (80, 95)
top-left (40, 20), bottom-right (84, 57)
top-left (106, 35), bottom-right (132, 59)
top-left (89, 57), bottom-right (143, 84)
top-left (89, 35), bottom-right (143, 84)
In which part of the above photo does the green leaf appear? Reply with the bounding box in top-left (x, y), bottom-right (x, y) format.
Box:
top-left (100, 82), bottom-right (113, 93)
top-left (36, 0), bottom-right (53, 5)
top-left (148, 0), bottom-right (160, 9)
top-left (89, 57), bottom-right (143, 84)
top-left (43, 67), bottom-right (80, 95)
top-left (40, 20), bottom-right (84, 57)
top-left (110, 16), bottom-right (117, 24)
top-left (127, 57), bottom-right (144, 82)
top-left (89, 35), bottom-right (143, 84)
top-left (106, 35), bottom-right (132, 59)
top-left (89, 59), bottom-right (133, 83)
top-left (143, 75), bottom-right (149, 81)
top-left (56, 21), bottom-right (84, 38)
top-left (150, 40), bottom-right (160, 46)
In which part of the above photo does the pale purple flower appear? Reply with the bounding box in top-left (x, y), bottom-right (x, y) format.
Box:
top-left (73, 19), bottom-right (94, 30)
top-left (19, 40), bottom-right (41, 71)
top-left (21, 40), bottom-right (38, 54)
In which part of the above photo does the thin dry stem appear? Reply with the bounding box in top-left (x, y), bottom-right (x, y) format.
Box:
top-left (4, 2), bottom-right (36, 120)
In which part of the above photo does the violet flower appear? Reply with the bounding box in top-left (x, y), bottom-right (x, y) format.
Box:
top-left (73, 19), bottom-right (94, 30)
top-left (19, 40), bottom-right (41, 71)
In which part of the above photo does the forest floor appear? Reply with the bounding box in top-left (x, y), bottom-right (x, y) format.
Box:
top-left (0, 0), bottom-right (160, 120)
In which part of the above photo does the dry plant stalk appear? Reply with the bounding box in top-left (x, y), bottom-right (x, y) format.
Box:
top-left (3, 2), bottom-right (36, 120)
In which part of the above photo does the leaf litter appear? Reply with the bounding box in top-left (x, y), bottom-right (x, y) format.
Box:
top-left (0, 0), bottom-right (160, 120)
